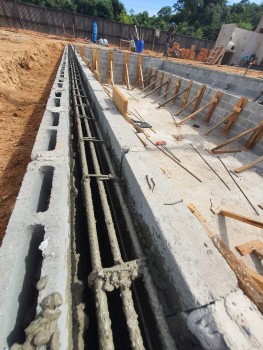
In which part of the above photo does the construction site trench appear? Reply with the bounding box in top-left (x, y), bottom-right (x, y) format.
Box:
top-left (0, 33), bottom-right (263, 350)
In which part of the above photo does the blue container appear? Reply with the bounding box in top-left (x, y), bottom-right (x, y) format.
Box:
top-left (136, 40), bottom-right (144, 53)
top-left (92, 21), bottom-right (98, 43)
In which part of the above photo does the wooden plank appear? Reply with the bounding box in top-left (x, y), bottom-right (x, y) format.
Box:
top-left (219, 210), bottom-right (263, 229)
top-left (108, 49), bottom-right (115, 85)
top-left (181, 80), bottom-right (193, 108)
top-left (125, 65), bottom-right (130, 89)
top-left (192, 84), bottom-right (206, 112)
top-left (122, 50), bottom-right (130, 86)
top-left (243, 124), bottom-right (263, 150)
top-left (222, 97), bottom-right (248, 136)
top-left (92, 47), bottom-right (100, 73)
top-left (211, 121), bottom-right (263, 153)
top-left (136, 55), bottom-right (144, 84)
top-left (236, 240), bottom-right (263, 256)
top-left (173, 78), bottom-right (182, 104)
top-left (112, 85), bottom-right (128, 118)
top-left (164, 76), bottom-right (171, 97)
top-left (204, 111), bottom-right (236, 136)
top-left (212, 149), bottom-right (242, 154)
top-left (152, 69), bottom-right (158, 90)
top-left (158, 73), bottom-right (164, 95)
top-left (176, 99), bottom-right (214, 126)
top-left (234, 155), bottom-right (263, 173)
top-left (187, 203), bottom-right (263, 312)
top-left (203, 91), bottom-right (223, 124)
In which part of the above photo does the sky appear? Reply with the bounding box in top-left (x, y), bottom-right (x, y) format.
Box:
top-left (121, 0), bottom-right (263, 16)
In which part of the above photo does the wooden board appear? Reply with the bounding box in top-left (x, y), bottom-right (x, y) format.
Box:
top-left (236, 240), bottom-right (263, 256)
top-left (192, 85), bottom-right (206, 112)
top-left (234, 155), bottom-right (263, 173)
top-left (158, 73), bottom-right (164, 95)
top-left (173, 78), bottom-right (182, 104)
top-left (112, 85), bottom-right (128, 118)
top-left (203, 91), bottom-right (223, 124)
top-left (219, 209), bottom-right (263, 229)
top-left (222, 97), bottom-right (248, 136)
top-left (243, 124), bottom-right (263, 150)
top-left (108, 49), bottom-right (114, 85)
top-left (122, 51), bottom-right (130, 86)
top-left (181, 80), bottom-right (193, 108)
top-left (211, 121), bottom-right (263, 153)
top-left (136, 55), bottom-right (144, 83)
top-left (92, 47), bottom-right (100, 73)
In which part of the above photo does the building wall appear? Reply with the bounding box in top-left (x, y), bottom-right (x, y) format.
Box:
top-left (231, 27), bottom-right (263, 65)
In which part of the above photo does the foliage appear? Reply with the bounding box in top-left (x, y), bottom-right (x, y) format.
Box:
top-left (19, 0), bottom-right (263, 40)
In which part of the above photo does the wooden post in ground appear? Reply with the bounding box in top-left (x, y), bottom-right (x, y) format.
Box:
top-left (122, 51), bottom-right (130, 89)
top-left (176, 91), bottom-right (221, 126)
top-left (136, 55), bottom-right (144, 88)
top-left (92, 47), bottom-right (100, 74)
top-left (243, 124), bottom-right (263, 150)
top-left (181, 80), bottom-right (193, 108)
top-left (173, 78), bottom-right (182, 104)
top-left (203, 91), bottom-right (223, 124)
top-left (222, 97), bottom-right (248, 136)
top-left (108, 49), bottom-right (115, 85)
top-left (211, 121), bottom-right (263, 153)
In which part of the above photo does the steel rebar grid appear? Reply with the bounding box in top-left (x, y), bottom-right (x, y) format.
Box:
top-left (79, 97), bottom-right (176, 348)
top-left (69, 55), bottom-right (115, 350)
top-left (69, 48), bottom-right (145, 349)
top-left (70, 46), bottom-right (176, 349)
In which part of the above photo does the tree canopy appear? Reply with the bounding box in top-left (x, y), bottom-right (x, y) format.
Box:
top-left (20, 0), bottom-right (263, 40)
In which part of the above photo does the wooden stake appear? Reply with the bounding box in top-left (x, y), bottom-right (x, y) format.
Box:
top-left (211, 121), bottom-right (263, 153)
top-left (243, 124), bottom-right (263, 150)
top-left (212, 149), bottom-right (242, 154)
top-left (203, 91), bottom-right (223, 124)
top-left (234, 155), bottom-right (263, 173)
top-left (108, 49), bottom-right (114, 85)
top-left (158, 73), bottom-right (164, 95)
top-left (173, 78), bottom-right (182, 104)
top-left (122, 51), bottom-right (130, 89)
top-left (92, 47), bottom-right (100, 73)
top-left (176, 100), bottom-right (214, 125)
top-left (222, 97), bottom-right (248, 136)
top-left (136, 55), bottom-right (144, 88)
top-left (204, 111), bottom-right (236, 136)
top-left (192, 85), bottom-right (206, 112)
top-left (181, 80), bottom-right (193, 108)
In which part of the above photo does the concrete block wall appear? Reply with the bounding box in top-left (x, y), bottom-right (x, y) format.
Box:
top-left (0, 47), bottom-right (71, 348)
top-left (85, 47), bottom-right (163, 85)
top-left (75, 53), bottom-right (263, 350)
top-left (162, 60), bottom-right (263, 100)
top-left (156, 69), bottom-right (263, 156)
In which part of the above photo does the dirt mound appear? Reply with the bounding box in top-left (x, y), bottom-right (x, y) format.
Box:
top-left (0, 29), bottom-right (64, 244)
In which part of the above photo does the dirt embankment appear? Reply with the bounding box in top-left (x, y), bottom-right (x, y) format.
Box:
top-left (0, 29), bottom-right (64, 244)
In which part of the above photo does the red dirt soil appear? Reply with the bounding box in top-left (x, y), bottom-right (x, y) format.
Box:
top-left (0, 28), bottom-right (64, 244)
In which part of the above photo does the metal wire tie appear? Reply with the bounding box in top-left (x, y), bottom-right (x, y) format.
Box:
top-left (82, 137), bottom-right (105, 143)
top-left (83, 174), bottom-right (114, 181)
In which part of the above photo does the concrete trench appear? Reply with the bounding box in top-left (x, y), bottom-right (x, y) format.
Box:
top-left (0, 45), bottom-right (263, 349)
